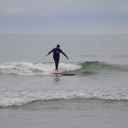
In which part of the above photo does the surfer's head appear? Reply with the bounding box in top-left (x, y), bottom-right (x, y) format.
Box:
top-left (57, 44), bottom-right (60, 49)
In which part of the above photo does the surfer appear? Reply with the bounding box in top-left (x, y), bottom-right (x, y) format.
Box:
top-left (46, 44), bottom-right (69, 72)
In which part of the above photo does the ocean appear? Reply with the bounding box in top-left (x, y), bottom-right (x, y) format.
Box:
top-left (0, 35), bottom-right (128, 128)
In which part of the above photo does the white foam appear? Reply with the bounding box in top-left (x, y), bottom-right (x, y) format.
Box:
top-left (0, 62), bottom-right (81, 75)
top-left (1, 91), bottom-right (128, 107)
top-left (58, 63), bottom-right (81, 72)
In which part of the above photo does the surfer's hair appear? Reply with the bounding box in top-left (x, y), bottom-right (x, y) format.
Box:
top-left (57, 44), bottom-right (60, 47)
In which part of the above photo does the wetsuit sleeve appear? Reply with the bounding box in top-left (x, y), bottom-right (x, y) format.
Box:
top-left (48, 49), bottom-right (54, 55)
top-left (62, 52), bottom-right (68, 58)
top-left (60, 50), bottom-right (68, 58)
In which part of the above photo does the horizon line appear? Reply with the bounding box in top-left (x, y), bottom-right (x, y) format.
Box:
top-left (0, 34), bottom-right (128, 36)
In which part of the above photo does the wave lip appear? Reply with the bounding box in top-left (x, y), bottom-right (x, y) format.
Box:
top-left (79, 61), bottom-right (128, 74)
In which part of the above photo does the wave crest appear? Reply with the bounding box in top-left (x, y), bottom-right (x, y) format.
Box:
top-left (0, 61), bottom-right (128, 75)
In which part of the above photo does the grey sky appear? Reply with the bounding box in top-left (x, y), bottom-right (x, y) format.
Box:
top-left (0, 0), bottom-right (128, 35)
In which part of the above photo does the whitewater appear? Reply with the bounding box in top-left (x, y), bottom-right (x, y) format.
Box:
top-left (0, 62), bottom-right (80, 75)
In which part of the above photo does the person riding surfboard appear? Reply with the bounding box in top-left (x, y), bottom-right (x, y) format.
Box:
top-left (46, 44), bottom-right (69, 72)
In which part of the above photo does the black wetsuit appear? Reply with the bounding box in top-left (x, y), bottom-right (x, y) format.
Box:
top-left (48, 48), bottom-right (68, 70)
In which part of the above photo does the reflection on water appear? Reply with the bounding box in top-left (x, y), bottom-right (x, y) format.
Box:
top-left (54, 74), bottom-right (60, 82)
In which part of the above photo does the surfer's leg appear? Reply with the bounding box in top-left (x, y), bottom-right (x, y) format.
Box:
top-left (54, 58), bottom-right (58, 71)
top-left (56, 58), bottom-right (59, 71)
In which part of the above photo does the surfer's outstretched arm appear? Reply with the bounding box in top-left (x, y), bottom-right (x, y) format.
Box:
top-left (62, 52), bottom-right (69, 59)
top-left (46, 50), bottom-right (53, 56)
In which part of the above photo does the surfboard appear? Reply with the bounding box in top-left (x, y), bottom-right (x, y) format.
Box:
top-left (53, 72), bottom-right (75, 75)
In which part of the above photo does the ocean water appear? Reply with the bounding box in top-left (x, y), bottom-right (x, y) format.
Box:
top-left (0, 35), bottom-right (128, 128)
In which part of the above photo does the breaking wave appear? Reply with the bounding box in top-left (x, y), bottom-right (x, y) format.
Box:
top-left (0, 61), bottom-right (128, 75)
top-left (0, 62), bottom-right (80, 75)
top-left (1, 91), bottom-right (128, 107)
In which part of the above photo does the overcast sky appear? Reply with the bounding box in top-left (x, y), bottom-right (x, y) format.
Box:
top-left (0, 0), bottom-right (128, 35)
